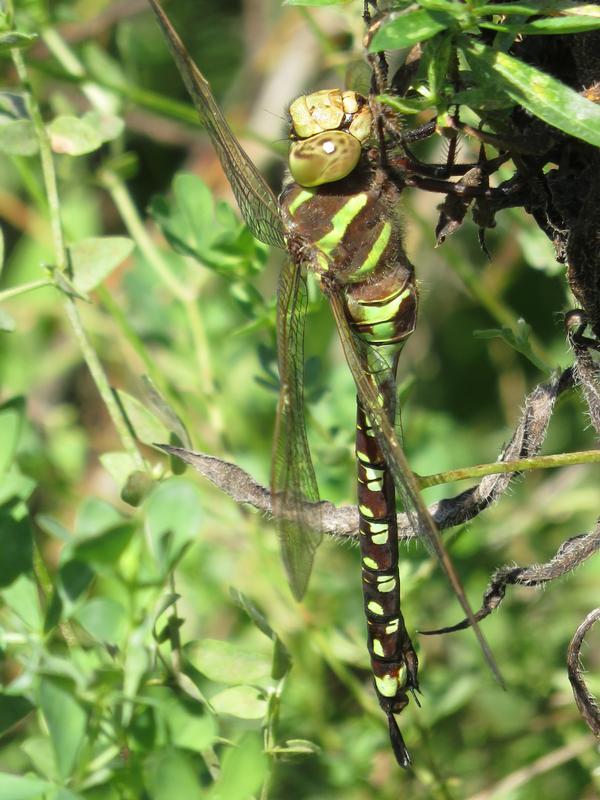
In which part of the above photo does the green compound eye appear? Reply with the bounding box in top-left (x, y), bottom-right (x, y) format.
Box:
top-left (289, 131), bottom-right (361, 188)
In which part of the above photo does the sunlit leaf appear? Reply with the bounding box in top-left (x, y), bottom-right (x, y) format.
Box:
top-left (0, 32), bottom-right (37, 51)
top-left (369, 9), bottom-right (453, 50)
top-left (208, 734), bottom-right (267, 800)
top-left (211, 685), bottom-right (267, 719)
top-left (0, 773), bottom-right (53, 799)
top-left (463, 40), bottom-right (600, 146)
top-left (0, 119), bottom-right (37, 156)
top-left (116, 390), bottom-right (169, 446)
top-left (47, 115), bottom-right (103, 156)
top-left (143, 748), bottom-right (203, 800)
top-left (187, 639), bottom-right (271, 685)
top-left (39, 678), bottom-right (87, 780)
top-left (69, 236), bottom-right (134, 293)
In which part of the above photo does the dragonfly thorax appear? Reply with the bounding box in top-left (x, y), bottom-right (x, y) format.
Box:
top-left (288, 89), bottom-right (372, 188)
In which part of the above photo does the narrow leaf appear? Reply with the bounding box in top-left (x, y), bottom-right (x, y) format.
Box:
top-left (369, 9), bottom-right (453, 50)
top-left (463, 41), bottom-right (600, 147)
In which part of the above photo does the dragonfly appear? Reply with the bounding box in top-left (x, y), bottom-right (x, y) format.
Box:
top-left (147, 0), bottom-right (501, 767)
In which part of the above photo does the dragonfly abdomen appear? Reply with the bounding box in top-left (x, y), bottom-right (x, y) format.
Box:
top-left (356, 403), bottom-right (418, 767)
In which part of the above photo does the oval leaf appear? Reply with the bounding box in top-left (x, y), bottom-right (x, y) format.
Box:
top-left (187, 639), bottom-right (271, 685)
top-left (0, 773), bottom-right (53, 799)
top-left (69, 236), bottom-right (134, 293)
top-left (47, 115), bottom-right (103, 156)
top-left (0, 119), bottom-right (38, 156)
top-left (39, 678), bottom-right (87, 780)
top-left (211, 685), bottom-right (267, 719)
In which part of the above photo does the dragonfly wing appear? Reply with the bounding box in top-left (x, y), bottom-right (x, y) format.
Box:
top-left (148, 0), bottom-right (286, 250)
top-left (327, 287), bottom-right (503, 685)
top-left (272, 259), bottom-right (322, 600)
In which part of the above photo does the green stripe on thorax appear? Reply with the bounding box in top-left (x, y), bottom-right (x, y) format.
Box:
top-left (348, 222), bottom-right (392, 282)
top-left (316, 192), bottom-right (368, 255)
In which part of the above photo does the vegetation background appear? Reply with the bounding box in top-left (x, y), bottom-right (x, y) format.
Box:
top-left (0, 0), bottom-right (598, 798)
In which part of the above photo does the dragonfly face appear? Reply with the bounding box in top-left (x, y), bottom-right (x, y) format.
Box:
top-left (288, 90), bottom-right (373, 187)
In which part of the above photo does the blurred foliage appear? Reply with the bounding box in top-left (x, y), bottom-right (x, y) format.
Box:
top-left (0, 0), bottom-right (599, 798)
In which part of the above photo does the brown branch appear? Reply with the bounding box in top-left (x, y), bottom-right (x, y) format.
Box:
top-left (568, 607), bottom-right (600, 738)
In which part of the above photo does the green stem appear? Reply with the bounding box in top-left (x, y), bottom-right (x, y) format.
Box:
top-left (0, 279), bottom-right (53, 302)
top-left (98, 169), bottom-right (189, 302)
top-left (419, 448), bottom-right (600, 489)
top-left (11, 48), bottom-right (146, 472)
top-left (98, 169), bottom-right (227, 444)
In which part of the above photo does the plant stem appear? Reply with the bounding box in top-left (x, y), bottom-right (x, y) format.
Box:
top-left (419, 448), bottom-right (600, 489)
top-left (0, 279), bottom-right (53, 302)
top-left (98, 168), bottom-right (227, 444)
top-left (11, 48), bottom-right (146, 472)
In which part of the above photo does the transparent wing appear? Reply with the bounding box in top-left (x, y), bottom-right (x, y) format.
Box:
top-left (148, 0), bottom-right (286, 250)
top-left (327, 287), bottom-right (503, 684)
top-left (271, 259), bottom-right (322, 600)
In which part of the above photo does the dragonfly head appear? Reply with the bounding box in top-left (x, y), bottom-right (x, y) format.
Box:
top-left (288, 89), bottom-right (372, 188)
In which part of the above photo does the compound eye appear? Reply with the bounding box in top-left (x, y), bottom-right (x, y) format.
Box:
top-left (289, 131), bottom-right (361, 188)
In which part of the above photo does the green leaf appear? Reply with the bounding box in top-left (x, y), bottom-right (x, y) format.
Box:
top-left (82, 110), bottom-right (125, 143)
top-left (0, 119), bottom-right (38, 156)
top-left (463, 40), bottom-right (600, 147)
top-left (474, 319), bottom-right (549, 372)
top-left (39, 678), bottom-right (87, 780)
top-left (99, 451), bottom-right (138, 488)
top-left (142, 376), bottom-right (191, 449)
top-left (74, 597), bottom-right (127, 643)
top-left (0, 773), bottom-right (53, 800)
top-left (208, 735), bottom-right (267, 800)
top-left (0, 502), bottom-right (33, 588)
top-left (284, 0), bottom-right (349, 4)
top-left (0, 396), bottom-right (25, 475)
top-left (156, 692), bottom-right (217, 751)
top-left (72, 523), bottom-right (136, 565)
top-left (143, 748), bottom-right (203, 800)
top-left (69, 236), bottom-right (134, 293)
top-left (47, 115), bottom-right (103, 156)
top-left (116, 390), bottom-right (169, 446)
top-left (0, 307), bottom-right (16, 334)
top-left (369, 9), bottom-right (453, 50)
top-left (0, 31), bottom-right (37, 51)
top-left (481, 15), bottom-right (600, 34)
top-left (187, 639), bottom-right (271, 685)
top-left (57, 560), bottom-right (94, 608)
top-left (2, 575), bottom-right (41, 630)
top-left (0, 695), bottom-right (34, 736)
top-left (377, 94), bottom-right (434, 115)
top-left (211, 685), bottom-right (267, 719)
top-left (144, 479), bottom-right (204, 571)
top-left (75, 497), bottom-right (123, 536)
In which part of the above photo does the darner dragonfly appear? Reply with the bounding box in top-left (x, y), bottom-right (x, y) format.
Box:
top-left (147, 0), bottom-right (500, 767)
